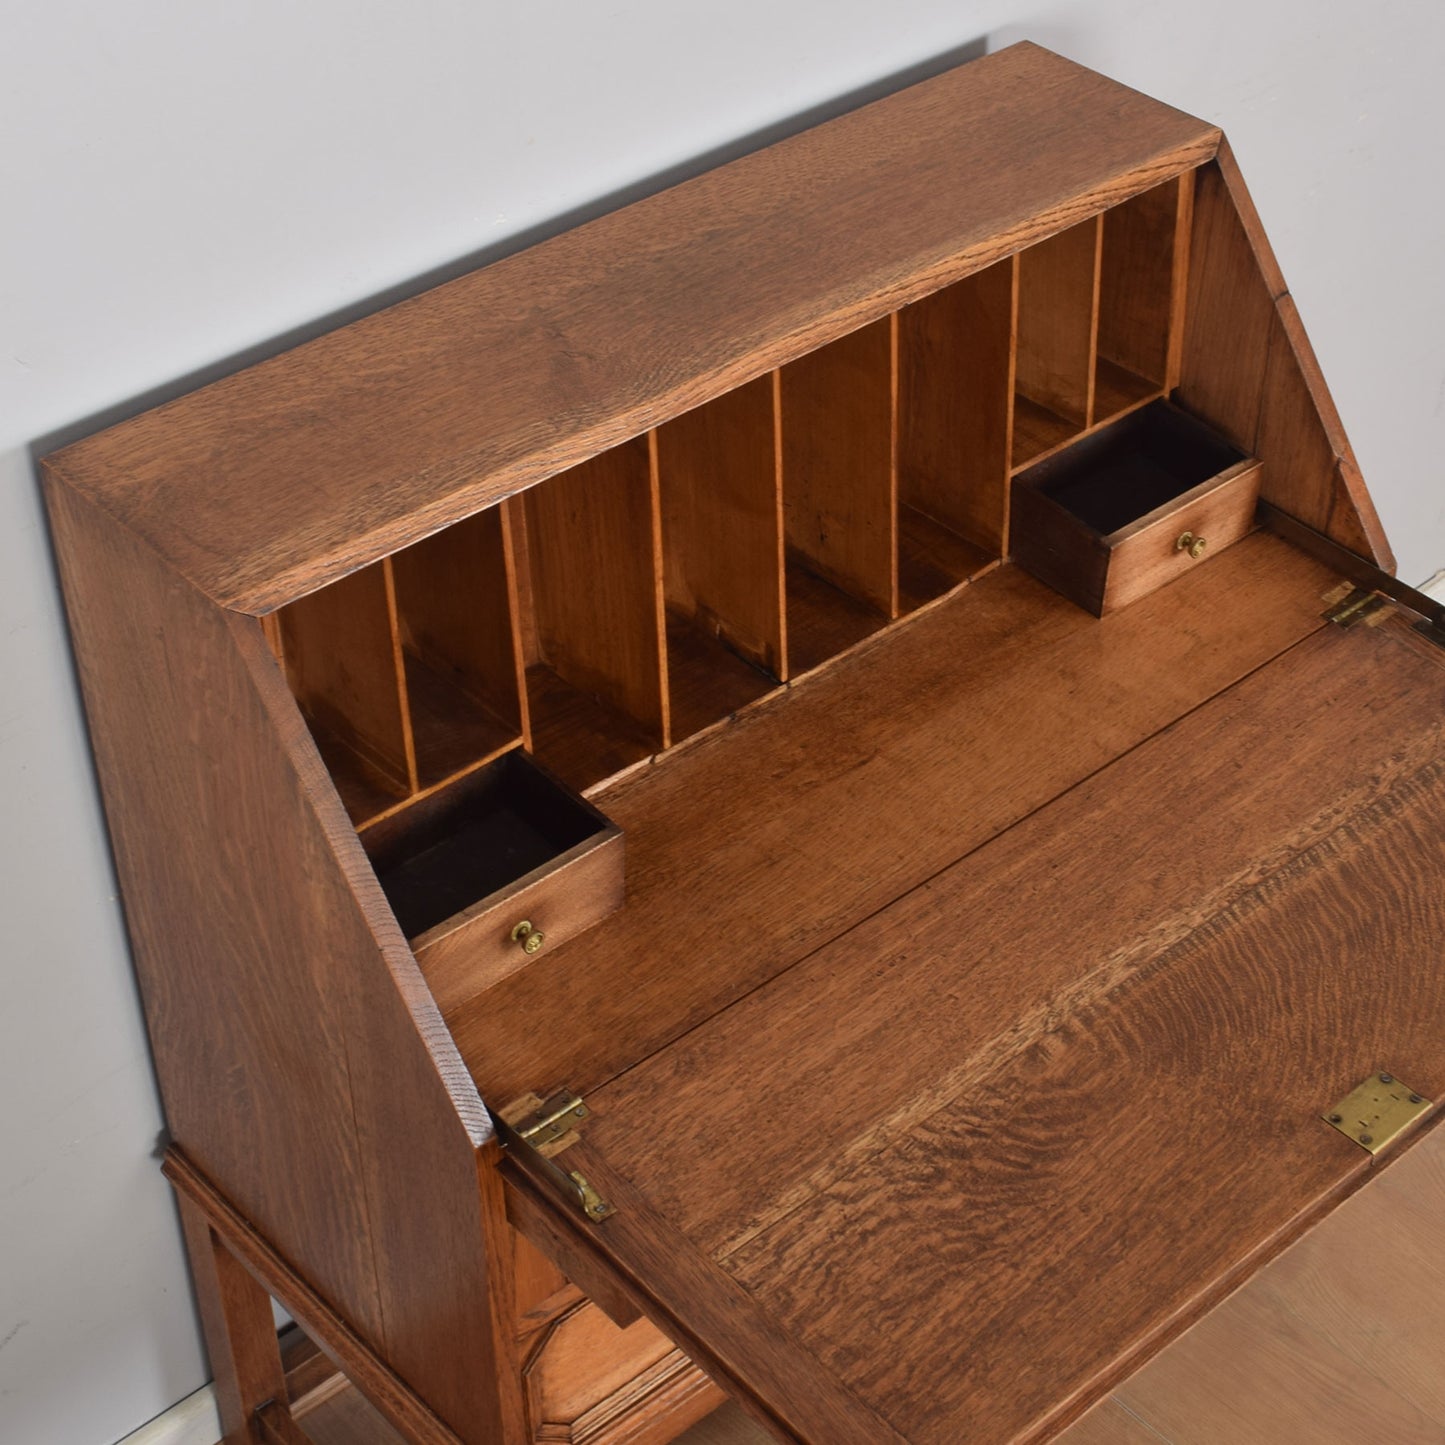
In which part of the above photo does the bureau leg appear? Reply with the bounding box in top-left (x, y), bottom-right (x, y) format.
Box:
top-left (178, 1192), bottom-right (289, 1444)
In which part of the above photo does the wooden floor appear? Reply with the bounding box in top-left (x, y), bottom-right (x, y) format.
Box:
top-left (282, 1117), bottom-right (1445, 1443)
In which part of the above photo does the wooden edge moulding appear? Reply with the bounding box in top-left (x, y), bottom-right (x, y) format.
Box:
top-left (39, 40), bottom-right (1420, 1445)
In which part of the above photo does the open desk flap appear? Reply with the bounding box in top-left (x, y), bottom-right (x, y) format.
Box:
top-left (501, 610), bottom-right (1445, 1445)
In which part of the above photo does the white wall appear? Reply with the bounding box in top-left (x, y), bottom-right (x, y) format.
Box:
top-left (3, 4), bottom-right (1442, 1441)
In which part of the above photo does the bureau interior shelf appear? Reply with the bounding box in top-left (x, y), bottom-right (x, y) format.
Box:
top-left (268, 170), bottom-right (1193, 832)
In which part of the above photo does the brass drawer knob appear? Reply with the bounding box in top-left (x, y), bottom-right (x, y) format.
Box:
top-left (1175, 530), bottom-right (1208, 560)
top-left (511, 919), bottom-right (545, 955)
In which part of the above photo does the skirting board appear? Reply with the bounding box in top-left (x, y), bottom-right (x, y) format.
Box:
top-left (117, 1386), bottom-right (218, 1445)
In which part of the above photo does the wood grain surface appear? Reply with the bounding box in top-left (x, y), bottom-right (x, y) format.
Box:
top-left (523, 438), bottom-right (670, 753)
top-left (390, 507), bottom-right (527, 789)
top-left (178, 1192), bottom-right (288, 1444)
top-left (1177, 155), bottom-right (1392, 571)
top-left (1097, 174), bottom-right (1181, 387)
top-left (781, 317), bottom-right (897, 616)
top-left (897, 257), bottom-right (1015, 560)
top-left (274, 1126), bottom-right (1445, 1444)
top-left (1098, 460), bottom-right (1261, 612)
top-left (44, 44), bottom-right (1219, 613)
top-left (1016, 215), bottom-right (1101, 429)
top-left (657, 376), bottom-right (786, 680)
top-left (46, 477), bottom-right (519, 1442)
top-left (538, 613), bottom-right (1445, 1444)
top-left (448, 535), bottom-right (1334, 1104)
top-left (278, 558), bottom-right (416, 816)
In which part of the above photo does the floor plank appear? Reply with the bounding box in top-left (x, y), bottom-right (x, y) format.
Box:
top-left (1060, 1125), bottom-right (1445, 1444)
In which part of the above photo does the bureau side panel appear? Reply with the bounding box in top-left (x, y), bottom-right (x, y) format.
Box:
top-left (45, 476), bottom-right (519, 1444)
top-left (1177, 151), bottom-right (1393, 571)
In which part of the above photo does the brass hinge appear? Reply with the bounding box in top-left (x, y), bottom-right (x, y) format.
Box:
top-left (1261, 502), bottom-right (1445, 649)
top-left (1322, 584), bottom-right (1389, 629)
top-left (496, 1089), bottom-right (615, 1223)
top-left (1322, 1071), bottom-right (1434, 1156)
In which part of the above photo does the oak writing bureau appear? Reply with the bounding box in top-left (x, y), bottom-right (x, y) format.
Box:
top-left (44, 41), bottom-right (1445, 1445)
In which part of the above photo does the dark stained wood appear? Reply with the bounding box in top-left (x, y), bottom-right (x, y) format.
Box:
top-left (563, 616), bottom-right (1445, 1445)
top-left (46, 45), bottom-right (1220, 614)
top-left (657, 377), bottom-right (786, 679)
top-left (522, 437), bottom-right (671, 775)
top-left (897, 257), bottom-right (1016, 561)
top-left (46, 477), bottom-right (518, 1444)
top-left (1016, 215), bottom-right (1101, 432)
top-left (177, 1192), bottom-right (288, 1445)
top-left (1097, 175), bottom-right (1179, 386)
top-left (448, 533), bottom-right (1336, 1104)
top-left (781, 317), bottom-right (897, 616)
top-left (277, 559), bottom-right (416, 819)
top-left (390, 507), bottom-right (528, 790)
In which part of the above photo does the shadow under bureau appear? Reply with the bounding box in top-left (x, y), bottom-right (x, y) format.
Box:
top-left (43, 40), bottom-right (1445, 1445)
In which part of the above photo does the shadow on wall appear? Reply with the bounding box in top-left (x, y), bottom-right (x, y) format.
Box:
top-left (28, 33), bottom-right (988, 466)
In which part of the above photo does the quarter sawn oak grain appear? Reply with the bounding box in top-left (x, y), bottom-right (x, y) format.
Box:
top-left (39, 40), bottom-right (1424, 1445)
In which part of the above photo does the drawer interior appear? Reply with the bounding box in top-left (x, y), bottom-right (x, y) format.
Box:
top-left (362, 751), bottom-right (615, 943)
top-left (1017, 398), bottom-right (1248, 538)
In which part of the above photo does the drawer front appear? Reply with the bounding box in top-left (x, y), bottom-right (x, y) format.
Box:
top-left (414, 830), bottom-right (624, 1013)
top-left (1102, 459), bottom-right (1263, 612)
top-left (523, 1299), bottom-right (723, 1445)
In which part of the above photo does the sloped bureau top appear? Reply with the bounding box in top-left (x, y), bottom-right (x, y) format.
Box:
top-left (43, 42), bottom-right (1217, 614)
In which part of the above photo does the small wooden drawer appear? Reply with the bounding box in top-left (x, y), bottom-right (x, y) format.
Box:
top-left (1011, 399), bottom-right (1262, 615)
top-left (363, 750), bottom-right (623, 1011)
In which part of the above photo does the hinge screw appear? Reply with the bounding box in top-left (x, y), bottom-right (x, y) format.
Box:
top-left (1410, 1094), bottom-right (1423, 1104)
top-left (1328, 1113), bottom-right (1343, 1124)
top-left (1380, 1073), bottom-right (1395, 1084)
top-left (1360, 1134), bottom-right (1374, 1146)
